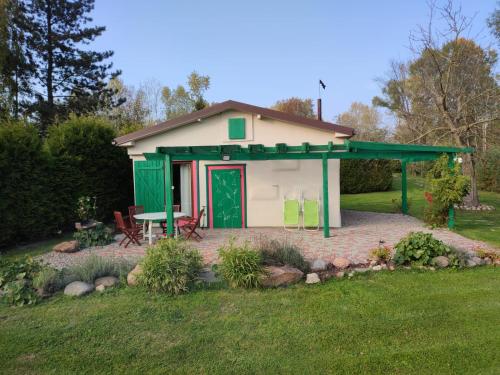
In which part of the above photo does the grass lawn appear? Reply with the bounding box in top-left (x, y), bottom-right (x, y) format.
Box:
top-left (0, 268), bottom-right (499, 374)
top-left (341, 175), bottom-right (500, 248)
top-left (0, 232), bottom-right (73, 261)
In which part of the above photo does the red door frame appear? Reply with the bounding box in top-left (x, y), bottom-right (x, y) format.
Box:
top-left (207, 165), bottom-right (246, 229)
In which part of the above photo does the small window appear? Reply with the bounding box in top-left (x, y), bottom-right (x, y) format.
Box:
top-left (228, 118), bottom-right (246, 140)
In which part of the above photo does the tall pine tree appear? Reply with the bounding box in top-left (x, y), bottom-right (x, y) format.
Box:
top-left (20, 0), bottom-right (119, 134)
top-left (0, 0), bottom-right (34, 120)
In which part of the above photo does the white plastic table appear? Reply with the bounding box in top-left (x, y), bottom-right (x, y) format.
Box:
top-left (134, 212), bottom-right (187, 245)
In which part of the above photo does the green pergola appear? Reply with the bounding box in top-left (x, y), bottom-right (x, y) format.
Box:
top-left (144, 140), bottom-right (473, 238)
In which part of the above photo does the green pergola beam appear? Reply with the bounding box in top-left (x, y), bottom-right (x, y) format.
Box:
top-left (164, 154), bottom-right (174, 237)
top-left (346, 140), bottom-right (473, 154)
top-left (401, 160), bottom-right (408, 215)
top-left (162, 151), bottom-right (448, 162)
top-left (322, 154), bottom-right (330, 238)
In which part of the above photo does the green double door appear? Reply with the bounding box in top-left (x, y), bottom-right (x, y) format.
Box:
top-left (210, 167), bottom-right (244, 228)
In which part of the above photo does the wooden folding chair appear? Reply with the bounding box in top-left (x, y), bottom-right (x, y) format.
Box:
top-left (114, 211), bottom-right (141, 247)
top-left (128, 205), bottom-right (144, 239)
top-left (179, 209), bottom-right (204, 241)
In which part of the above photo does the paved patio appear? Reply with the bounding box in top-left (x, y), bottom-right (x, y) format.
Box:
top-left (39, 210), bottom-right (495, 269)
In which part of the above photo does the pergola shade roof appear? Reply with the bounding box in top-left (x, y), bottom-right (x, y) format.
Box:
top-left (144, 140), bottom-right (473, 162)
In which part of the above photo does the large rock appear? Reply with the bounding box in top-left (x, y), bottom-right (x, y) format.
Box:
top-left (53, 240), bottom-right (79, 253)
top-left (261, 266), bottom-right (303, 287)
top-left (311, 259), bottom-right (327, 272)
top-left (199, 268), bottom-right (219, 284)
top-left (64, 281), bottom-right (94, 296)
top-left (305, 273), bottom-right (320, 284)
top-left (332, 257), bottom-right (350, 269)
top-left (471, 256), bottom-right (482, 265)
top-left (466, 259), bottom-right (478, 268)
top-left (127, 264), bottom-right (143, 286)
top-left (432, 256), bottom-right (449, 268)
top-left (94, 276), bottom-right (119, 289)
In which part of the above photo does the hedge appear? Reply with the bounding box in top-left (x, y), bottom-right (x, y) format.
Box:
top-left (46, 116), bottom-right (133, 222)
top-left (340, 159), bottom-right (393, 194)
top-left (0, 118), bottom-right (133, 248)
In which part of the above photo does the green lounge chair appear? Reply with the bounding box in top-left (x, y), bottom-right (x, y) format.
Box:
top-left (283, 199), bottom-right (300, 230)
top-left (303, 199), bottom-right (319, 230)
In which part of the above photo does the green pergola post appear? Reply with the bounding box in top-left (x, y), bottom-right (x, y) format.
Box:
top-left (164, 154), bottom-right (174, 237)
top-left (401, 159), bottom-right (408, 215)
top-left (447, 153), bottom-right (455, 229)
top-left (322, 154), bottom-right (330, 238)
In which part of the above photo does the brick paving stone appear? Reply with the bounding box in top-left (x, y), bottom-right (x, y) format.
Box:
top-left (38, 210), bottom-right (496, 269)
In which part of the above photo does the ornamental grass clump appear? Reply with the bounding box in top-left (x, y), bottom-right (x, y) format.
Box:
top-left (33, 266), bottom-right (65, 294)
top-left (393, 231), bottom-right (451, 266)
top-left (139, 239), bottom-right (203, 295)
top-left (256, 237), bottom-right (310, 273)
top-left (217, 239), bottom-right (264, 288)
top-left (369, 245), bottom-right (392, 263)
top-left (68, 255), bottom-right (132, 283)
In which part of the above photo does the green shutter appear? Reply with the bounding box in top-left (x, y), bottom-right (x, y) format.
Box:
top-left (228, 118), bottom-right (246, 139)
top-left (134, 160), bottom-right (165, 213)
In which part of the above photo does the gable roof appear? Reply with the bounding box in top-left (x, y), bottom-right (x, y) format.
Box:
top-left (113, 100), bottom-right (355, 145)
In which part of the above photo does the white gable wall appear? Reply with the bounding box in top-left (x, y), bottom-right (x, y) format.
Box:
top-left (124, 110), bottom-right (344, 228)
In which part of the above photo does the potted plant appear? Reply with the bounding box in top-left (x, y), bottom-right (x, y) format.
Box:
top-left (75, 196), bottom-right (97, 229)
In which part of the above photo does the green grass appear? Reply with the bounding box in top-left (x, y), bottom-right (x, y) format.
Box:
top-left (0, 232), bottom-right (73, 261)
top-left (341, 175), bottom-right (500, 247)
top-left (0, 268), bottom-right (499, 374)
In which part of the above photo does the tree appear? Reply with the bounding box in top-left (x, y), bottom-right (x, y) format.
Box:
top-left (0, 0), bottom-right (34, 120)
top-left (17, 0), bottom-right (119, 135)
top-left (140, 78), bottom-right (163, 123)
top-left (162, 71), bottom-right (210, 119)
top-left (271, 97), bottom-right (315, 119)
top-left (337, 102), bottom-right (387, 141)
top-left (101, 77), bottom-right (150, 135)
top-left (373, 1), bottom-right (499, 207)
top-left (487, 6), bottom-right (499, 42)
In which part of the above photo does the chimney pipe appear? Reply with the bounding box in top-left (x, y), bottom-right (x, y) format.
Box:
top-left (317, 98), bottom-right (322, 121)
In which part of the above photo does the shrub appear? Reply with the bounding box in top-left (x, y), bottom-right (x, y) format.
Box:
top-left (340, 159), bottom-right (393, 194)
top-left (0, 257), bottom-right (42, 306)
top-left (33, 267), bottom-right (65, 294)
top-left (217, 240), bottom-right (264, 288)
top-left (76, 196), bottom-right (97, 222)
top-left (475, 248), bottom-right (499, 261)
top-left (369, 246), bottom-right (392, 263)
top-left (139, 239), bottom-right (203, 295)
top-left (67, 255), bottom-right (132, 283)
top-left (73, 224), bottom-right (114, 249)
top-left (446, 248), bottom-right (471, 268)
top-left (256, 237), bottom-right (310, 273)
top-left (393, 232), bottom-right (451, 266)
top-left (424, 155), bottom-right (470, 226)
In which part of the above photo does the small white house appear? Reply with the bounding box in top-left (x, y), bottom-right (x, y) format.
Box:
top-left (114, 100), bottom-right (355, 232)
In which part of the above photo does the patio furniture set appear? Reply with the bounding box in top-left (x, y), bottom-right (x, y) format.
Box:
top-left (113, 205), bottom-right (203, 247)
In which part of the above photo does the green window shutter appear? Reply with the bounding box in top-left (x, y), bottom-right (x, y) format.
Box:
top-left (134, 160), bottom-right (165, 213)
top-left (228, 118), bottom-right (246, 139)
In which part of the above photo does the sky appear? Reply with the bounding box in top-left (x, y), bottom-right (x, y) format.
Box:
top-left (90, 0), bottom-right (497, 124)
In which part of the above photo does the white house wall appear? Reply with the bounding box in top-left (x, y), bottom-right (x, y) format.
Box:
top-left (125, 110), bottom-right (344, 227)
